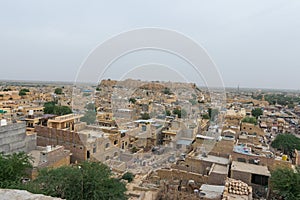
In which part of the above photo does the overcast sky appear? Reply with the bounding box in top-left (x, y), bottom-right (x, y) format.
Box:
top-left (0, 1), bottom-right (299, 90)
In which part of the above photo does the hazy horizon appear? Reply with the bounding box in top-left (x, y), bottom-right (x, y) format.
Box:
top-left (1, 1), bottom-right (300, 90)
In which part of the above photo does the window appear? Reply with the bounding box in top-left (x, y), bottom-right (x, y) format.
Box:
top-left (114, 140), bottom-right (118, 145)
top-left (105, 143), bottom-right (110, 148)
top-left (251, 174), bottom-right (268, 186)
top-left (93, 147), bottom-right (96, 153)
top-left (237, 158), bottom-right (247, 163)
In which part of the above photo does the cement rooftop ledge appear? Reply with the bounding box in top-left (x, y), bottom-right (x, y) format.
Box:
top-left (0, 189), bottom-right (63, 200)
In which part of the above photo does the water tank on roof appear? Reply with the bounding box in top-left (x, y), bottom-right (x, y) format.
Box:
top-left (282, 154), bottom-right (288, 161)
top-left (46, 145), bottom-right (52, 152)
top-left (0, 119), bottom-right (7, 126)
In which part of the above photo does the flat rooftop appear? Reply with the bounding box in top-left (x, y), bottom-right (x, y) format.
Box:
top-left (196, 154), bottom-right (230, 165)
top-left (200, 184), bottom-right (224, 199)
top-left (78, 128), bottom-right (108, 138)
top-left (231, 161), bottom-right (270, 176)
top-left (211, 164), bottom-right (229, 174)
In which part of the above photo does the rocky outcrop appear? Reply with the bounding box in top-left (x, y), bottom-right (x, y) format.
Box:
top-left (0, 189), bottom-right (63, 200)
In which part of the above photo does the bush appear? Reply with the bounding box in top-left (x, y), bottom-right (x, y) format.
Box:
top-left (129, 98), bottom-right (136, 104)
top-left (242, 117), bottom-right (257, 125)
top-left (54, 88), bottom-right (63, 95)
top-left (140, 113), bottom-right (150, 120)
top-left (122, 172), bottom-right (134, 183)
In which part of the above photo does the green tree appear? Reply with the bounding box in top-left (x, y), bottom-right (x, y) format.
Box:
top-left (173, 108), bottom-right (181, 118)
top-left (181, 109), bottom-right (187, 118)
top-left (162, 87), bottom-right (171, 95)
top-left (19, 88), bottom-right (30, 96)
top-left (252, 108), bottom-right (263, 119)
top-left (242, 116), bottom-right (257, 125)
top-left (270, 167), bottom-right (300, 200)
top-left (28, 162), bottom-right (127, 200)
top-left (288, 104), bottom-right (295, 109)
top-left (44, 102), bottom-right (72, 116)
top-left (208, 108), bottom-right (219, 121)
top-left (122, 172), bottom-right (134, 183)
top-left (81, 110), bottom-right (96, 125)
top-left (53, 106), bottom-right (72, 116)
top-left (140, 113), bottom-right (150, 120)
top-left (271, 133), bottom-right (300, 155)
top-left (165, 110), bottom-right (171, 116)
top-left (54, 88), bottom-right (63, 95)
top-left (0, 152), bottom-right (32, 188)
top-left (43, 102), bottom-right (56, 114)
top-left (129, 97), bottom-right (136, 104)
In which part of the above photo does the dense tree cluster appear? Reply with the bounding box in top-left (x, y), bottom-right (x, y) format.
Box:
top-left (251, 108), bottom-right (263, 119)
top-left (0, 153), bottom-right (127, 200)
top-left (54, 88), bottom-right (63, 95)
top-left (28, 162), bottom-right (127, 200)
top-left (44, 102), bottom-right (72, 116)
top-left (271, 133), bottom-right (300, 155)
top-left (271, 167), bottom-right (300, 200)
top-left (19, 88), bottom-right (30, 96)
top-left (0, 152), bottom-right (32, 188)
top-left (253, 94), bottom-right (300, 106)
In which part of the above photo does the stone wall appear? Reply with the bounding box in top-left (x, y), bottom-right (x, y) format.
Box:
top-left (156, 168), bottom-right (208, 184)
top-left (25, 133), bottom-right (37, 152)
top-left (231, 170), bottom-right (251, 184)
top-left (0, 122), bottom-right (27, 153)
top-left (36, 126), bottom-right (86, 163)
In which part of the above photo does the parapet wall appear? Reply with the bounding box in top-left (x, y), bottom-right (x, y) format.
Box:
top-left (156, 168), bottom-right (208, 184)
